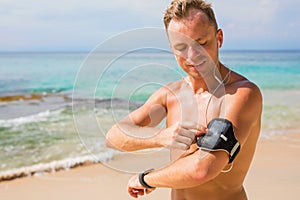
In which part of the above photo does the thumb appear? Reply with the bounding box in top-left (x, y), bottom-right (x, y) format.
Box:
top-left (145, 188), bottom-right (156, 194)
top-left (195, 126), bottom-right (208, 137)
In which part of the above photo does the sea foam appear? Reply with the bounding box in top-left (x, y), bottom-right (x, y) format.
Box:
top-left (0, 152), bottom-right (115, 181)
top-left (0, 109), bottom-right (63, 127)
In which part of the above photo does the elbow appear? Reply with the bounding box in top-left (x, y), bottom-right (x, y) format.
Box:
top-left (105, 125), bottom-right (122, 150)
top-left (105, 136), bottom-right (115, 149)
top-left (105, 124), bottom-right (131, 152)
top-left (105, 137), bottom-right (115, 150)
top-left (192, 168), bottom-right (209, 184)
top-left (189, 160), bottom-right (214, 185)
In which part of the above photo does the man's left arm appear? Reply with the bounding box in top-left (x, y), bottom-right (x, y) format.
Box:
top-left (127, 83), bottom-right (262, 197)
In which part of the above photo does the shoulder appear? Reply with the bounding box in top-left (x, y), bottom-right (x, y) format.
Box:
top-left (145, 79), bottom-right (185, 106)
top-left (165, 78), bottom-right (186, 91)
top-left (157, 78), bottom-right (186, 99)
top-left (227, 71), bottom-right (262, 103)
top-left (225, 72), bottom-right (263, 122)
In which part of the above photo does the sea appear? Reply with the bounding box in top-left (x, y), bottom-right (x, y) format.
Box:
top-left (0, 50), bottom-right (299, 180)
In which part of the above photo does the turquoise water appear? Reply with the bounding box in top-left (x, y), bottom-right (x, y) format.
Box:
top-left (0, 51), bottom-right (299, 179)
top-left (1, 51), bottom-right (300, 98)
top-left (221, 51), bottom-right (300, 90)
top-left (0, 53), bottom-right (84, 95)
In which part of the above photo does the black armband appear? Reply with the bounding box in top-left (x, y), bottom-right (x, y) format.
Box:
top-left (138, 169), bottom-right (155, 189)
top-left (197, 118), bottom-right (241, 163)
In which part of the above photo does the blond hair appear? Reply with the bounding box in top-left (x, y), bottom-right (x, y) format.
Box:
top-left (164, 0), bottom-right (218, 31)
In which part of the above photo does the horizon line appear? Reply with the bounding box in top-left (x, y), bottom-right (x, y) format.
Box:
top-left (0, 49), bottom-right (300, 54)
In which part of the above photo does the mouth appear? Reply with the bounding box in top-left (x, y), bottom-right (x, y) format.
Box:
top-left (189, 60), bottom-right (206, 70)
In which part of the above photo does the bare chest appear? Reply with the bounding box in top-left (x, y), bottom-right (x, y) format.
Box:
top-left (166, 89), bottom-right (225, 128)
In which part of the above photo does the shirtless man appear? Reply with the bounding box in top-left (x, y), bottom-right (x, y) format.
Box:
top-left (106, 0), bottom-right (262, 199)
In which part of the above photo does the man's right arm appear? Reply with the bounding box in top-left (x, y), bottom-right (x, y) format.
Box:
top-left (105, 86), bottom-right (202, 152)
top-left (105, 86), bottom-right (168, 151)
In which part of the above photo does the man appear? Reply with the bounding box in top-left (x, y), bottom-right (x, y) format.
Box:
top-left (106, 0), bottom-right (262, 199)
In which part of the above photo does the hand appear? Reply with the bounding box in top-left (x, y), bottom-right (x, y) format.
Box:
top-left (157, 122), bottom-right (208, 150)
top-left (127, 174), bottom-right (156, 198)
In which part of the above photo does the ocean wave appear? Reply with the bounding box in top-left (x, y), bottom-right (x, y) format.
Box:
top-left (0, 109), bottom-right (64, 127)
top-left (0, 152), bottom-right (115, 181)
top-left (30, 87), bottom-right (74, 95)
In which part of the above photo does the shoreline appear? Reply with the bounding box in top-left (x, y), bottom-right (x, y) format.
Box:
top-left (0, 133), bottom-right (299, 200)
top-left (1, 89), bottom-right (299, 199)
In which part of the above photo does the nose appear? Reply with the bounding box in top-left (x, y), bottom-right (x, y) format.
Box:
top-left (186, 45), bottom-right (202, 64)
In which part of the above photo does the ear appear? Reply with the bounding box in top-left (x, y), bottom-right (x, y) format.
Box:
top-left (216, 29), bottom-right (224, 48)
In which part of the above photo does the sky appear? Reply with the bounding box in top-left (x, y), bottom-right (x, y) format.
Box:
top-left (0, 0), bottom-right (299, 52)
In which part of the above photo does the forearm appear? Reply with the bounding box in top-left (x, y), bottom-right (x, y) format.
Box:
top-left (105, 122), bottom-right (163, 151)
top-left (144, 150), bottom-right (227, 189)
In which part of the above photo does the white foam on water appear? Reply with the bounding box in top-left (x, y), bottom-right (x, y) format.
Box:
top-left (0, 109), bottom-right (64, 127)
top-left (0, 151), bottom-right (115, 181)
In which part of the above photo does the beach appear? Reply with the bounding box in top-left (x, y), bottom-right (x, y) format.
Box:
top-left (0, 51), bottom-right (300, 199)
top-left (0, 132), bottom-right (299, 200)
top-left (245, 133), bottom-right (299, 200)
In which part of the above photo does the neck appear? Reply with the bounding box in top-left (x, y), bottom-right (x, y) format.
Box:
top-left (185, 76), bottom-right (208, 94)
top-left (185, 63), bottom-right (231, 95)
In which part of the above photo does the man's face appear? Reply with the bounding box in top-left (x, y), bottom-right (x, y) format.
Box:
top-left (167, 9), bottom-right (222, 79)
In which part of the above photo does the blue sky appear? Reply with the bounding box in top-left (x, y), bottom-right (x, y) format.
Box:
top-left (1, 0), bottom-right (299, 52)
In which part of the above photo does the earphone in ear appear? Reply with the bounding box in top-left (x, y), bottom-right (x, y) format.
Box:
top-left (217, 41), bottom-right (220, 48)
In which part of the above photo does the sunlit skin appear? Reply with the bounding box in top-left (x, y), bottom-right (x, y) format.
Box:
top-left (106, 8), bottom-right (262, 200)
top-left (168, 9), bottom-right (223, 93)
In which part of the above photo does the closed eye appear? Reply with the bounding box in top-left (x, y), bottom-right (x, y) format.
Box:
top-left (199, 41), bottom-right (207, 46)
top-left (174, 43), bottom-right (187, 52)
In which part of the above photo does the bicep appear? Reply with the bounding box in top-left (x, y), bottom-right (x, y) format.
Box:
top-left (121, 87), bottom-right (167, 127)
top-left (224, 84), bottom-right (262, 146)
top-left (197, 84), bottom-right (262, 171)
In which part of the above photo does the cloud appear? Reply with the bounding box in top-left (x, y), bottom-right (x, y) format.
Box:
top-left (213, 0), bottom-right (278, 36)
top-left (0, 0), bottom-right (299, 51)
top-left (212, 0), bottom-right (300, 49)
top-left (0, 0), bottom-right (171, 51)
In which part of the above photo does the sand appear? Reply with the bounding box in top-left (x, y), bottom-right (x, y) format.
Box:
top-left (0, 133), bottom-right (299, 200)
top-left (245, 133), bottom-right (299, 200)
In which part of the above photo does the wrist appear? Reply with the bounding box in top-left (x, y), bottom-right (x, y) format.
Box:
top-left (153, 128), bottom-right (165, 148)
top-left (139, 169), bottom-right (155, 189)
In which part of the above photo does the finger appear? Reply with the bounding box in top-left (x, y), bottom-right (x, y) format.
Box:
top-left (176, 135), bottom-right (194, 146)
top-left (195, 126), bottom-right (209, 137)
top-left (137, 189), bottom-right (144, 196)
top-left (179, 128), bottom-right (196, 139)
top-left (128, 188), bottom-right (138, 198)
top-left (181, 122), bottom-right (208, 132)
top-left (128, 186), bottom-right (145, 198)
top-left (172, 142), bottom-right (189, 150)
top-left (198, 125), bottom-right (208, 132)
top-left (145, 188), bottom-right (155, 194)
top-left (182, 125), bottom-right (208, 137)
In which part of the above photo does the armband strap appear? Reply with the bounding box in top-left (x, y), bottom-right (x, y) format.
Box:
top-left (139, 169), bottom-right (155, 189)
top-left (197, 118), bottom-right (240, 163)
